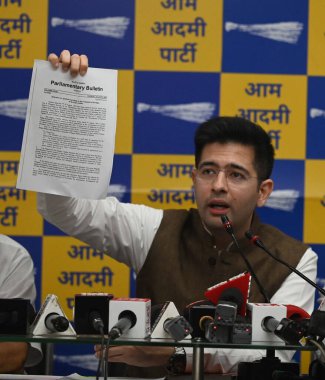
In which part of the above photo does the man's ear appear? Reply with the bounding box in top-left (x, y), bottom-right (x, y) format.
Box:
top-left (257, 179), bottom-right (274, 207)
top-left (191, 168), bottom-right (197, 184)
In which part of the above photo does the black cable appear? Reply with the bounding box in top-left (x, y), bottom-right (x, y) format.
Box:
top-left (96, 330), bottom-right (105, 380)
top-left (307, 338), bottom-right (325, 363)
top-left (104, 336), bottom-right (112, 380)
top-left (89, 311), bottom-right (105, 380)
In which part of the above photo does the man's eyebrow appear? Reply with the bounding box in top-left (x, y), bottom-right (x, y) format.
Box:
top-left (198, 161), bottom-right (251, 175)
top-left (197, 161), bottom-right (216, 169)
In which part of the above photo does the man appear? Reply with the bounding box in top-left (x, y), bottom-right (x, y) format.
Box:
top-left (39, 51), bottom-right (317, 375)
top-left (0, 234), bottom-right (42, 373)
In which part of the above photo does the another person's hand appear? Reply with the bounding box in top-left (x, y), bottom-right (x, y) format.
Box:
top-left (48, 50), bottom-right (88, 76)
top-left (94, 344), bottom-right (174, 367)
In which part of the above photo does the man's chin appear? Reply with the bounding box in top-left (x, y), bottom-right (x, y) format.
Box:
top-left (204, 218), bottom-right (226, 233)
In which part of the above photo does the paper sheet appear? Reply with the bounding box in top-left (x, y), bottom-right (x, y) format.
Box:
top-left (17, 60), bottom-right (117, 199)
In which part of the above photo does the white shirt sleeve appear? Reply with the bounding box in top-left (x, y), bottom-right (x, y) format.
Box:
top-left (0, 237), bottom-right (36, 301)
top-left (0, 235), bottom-right (42, 367)
top-left (37, 193), bottom-right (163, 273)
top-left (185, 248), bottom-right (318, 374)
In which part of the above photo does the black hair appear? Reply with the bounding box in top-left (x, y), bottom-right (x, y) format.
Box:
top-left (194, 116), bottom-right (275, 181)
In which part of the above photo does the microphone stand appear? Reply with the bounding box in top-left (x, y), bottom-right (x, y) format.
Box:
top-left (245, 230), bottom-right (325, 298)
top-left (221, 215), bottom-right (270, 303)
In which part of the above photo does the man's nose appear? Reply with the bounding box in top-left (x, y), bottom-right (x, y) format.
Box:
top-left (211, 170), bottom-right (228, 191)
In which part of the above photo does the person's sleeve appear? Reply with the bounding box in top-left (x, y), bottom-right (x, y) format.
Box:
top-left (270, 247), bottom-right (317, 315)
top-left (184, 248), bottom-right (318, 374)
top-left (0, 244), bottom-right (36, 301)
top-left (37, 193), bottom-right (163, 273)
top-left (0, 241), bottom-right (43, 367)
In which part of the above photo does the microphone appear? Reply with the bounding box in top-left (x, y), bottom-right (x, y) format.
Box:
top-left (245, 230), bottom-right (325, 298)
top-left (219, 287), bottom-right (243, 308)
top-left (247, 303), bottom-right (287, 342)
top-left (215, 288), bottom-right (243, 323)
top-left (108, 298), bottom-right (151, 339)
top-left (151, 301), bottom-right (193, 340)
top-left (205, 289), bottom-right (252, 344)
top-left (88, 311), bottom-right (105, 334)
top-left (261, 316), bottom-right (306, 345)
top-left (220, 215), bottom-right (270, 303)
top-left (184, 300), bottom-right (216, 338)
top-left (30, 294), bottom-right (75, 336)
top-left (0, 299), bottom-right (33, 334)
top-left (163, 315), bottom-right (193, 341)
top-left (205, 271), bottom-right (251, 317)
top-left (44, 312), bottom-right (69, 332)
top-left (74, 293), bottom-right (113, 335)
top-left (109, 310), bottom-right (137, 340)
top-left (199, 315), bottom-right (214, 332)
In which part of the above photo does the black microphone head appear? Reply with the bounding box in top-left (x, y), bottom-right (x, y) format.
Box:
top-left (88, 311), bottom-right (104, 332)
top-left (220, 215), bottom-right (234, 234)
top-left (219, 287), bottom-right (243, 310)
top-left (308, 310), bottom-right (325, 337)
top-left (52, 315), bottom-right (69, 332)
top-left (261, 316), bottom-right (280, 333)
top-left (163, 316), bottom-right (193, 341)
top-left (119, 310), bottom-right (137, 328)
top-left (245, 230), bottom-right (264, 248)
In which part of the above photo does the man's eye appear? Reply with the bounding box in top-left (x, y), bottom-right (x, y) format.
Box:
top-left (229, 171), bottom-right (245, 179)
top-left (202, 168), bottom-right (215, 175)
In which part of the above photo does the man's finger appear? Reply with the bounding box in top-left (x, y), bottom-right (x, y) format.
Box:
top-left (47, 53), bottom-right (59, 68)
top-left (59, 49), bottom-right (71, 71)
top-left (79, 54), bottom-right (89, 75)
top-left (70, 54), bottom-right (81, 76)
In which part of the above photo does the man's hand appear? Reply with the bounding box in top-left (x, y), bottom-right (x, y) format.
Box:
top-left (94, 344), bottom-right (174, 367)
top-left (0, 342), bottom-right (28, 373)
top-left (48, 50), bottom-right (89, 76)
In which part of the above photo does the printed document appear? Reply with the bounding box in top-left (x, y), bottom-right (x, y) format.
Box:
top-left (17, 59), bottom-right (117, 199)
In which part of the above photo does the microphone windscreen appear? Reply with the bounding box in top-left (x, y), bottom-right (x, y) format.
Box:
top-left (219, 287), bottom-right (243, 309)
top-left (308, 310), bottom-right (325, 337)
top-left (204, 272), bottom-right (251, 317)
top-left (285, 304), bottom-right (310, 320)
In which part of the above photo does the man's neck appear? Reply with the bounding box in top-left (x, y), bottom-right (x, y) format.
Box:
top-left (201, 220), bottom-right (234, 250)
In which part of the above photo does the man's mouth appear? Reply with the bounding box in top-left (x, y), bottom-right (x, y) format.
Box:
top-left (209, 204), bottom-right (228, 209)
top-left (207, 201), bottom-right (230, 214)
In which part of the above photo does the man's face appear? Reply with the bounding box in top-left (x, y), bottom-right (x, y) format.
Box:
top-left (192, 142), bottom-right (273, 238)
